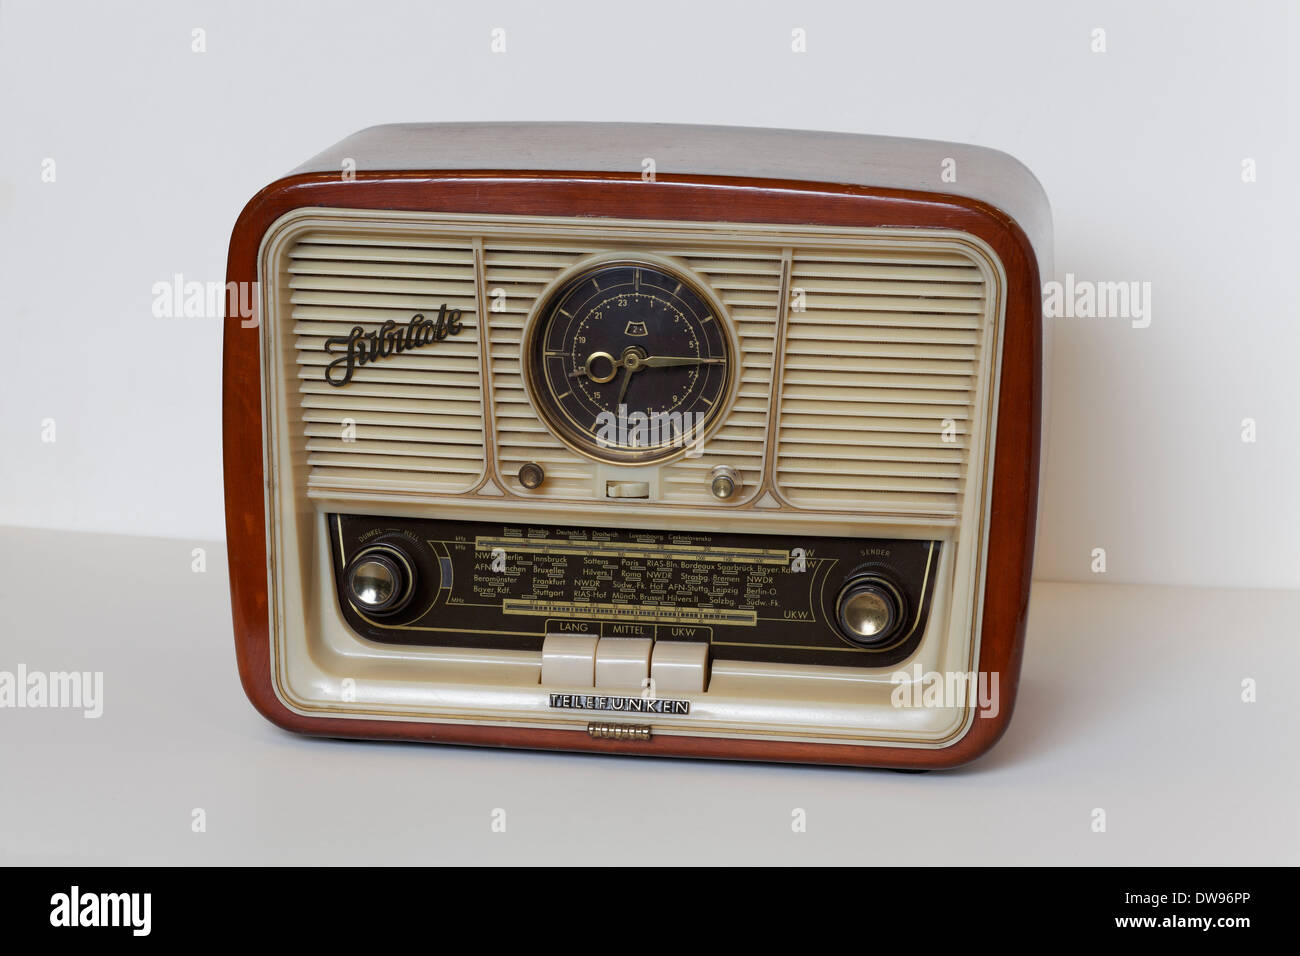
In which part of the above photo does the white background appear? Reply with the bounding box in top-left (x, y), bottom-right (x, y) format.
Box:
top-left (1, 0), bottom-right (1298, 872)
top-left (1, 0), bottom-right (1297, 590)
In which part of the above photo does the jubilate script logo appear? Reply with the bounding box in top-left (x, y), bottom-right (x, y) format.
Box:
top-left (323, 304), bottom-right (465, 387)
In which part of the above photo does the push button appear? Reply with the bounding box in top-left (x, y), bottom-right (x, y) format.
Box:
top-left (540, 634), bottom-right (599, 687)
top-left (650, 641), bottom-right (709, 693)
top-left (594, 637), bottom-right (653, 688)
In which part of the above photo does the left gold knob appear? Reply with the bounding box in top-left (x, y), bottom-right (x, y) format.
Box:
top-left (345, 545), bottom-right (415, 615)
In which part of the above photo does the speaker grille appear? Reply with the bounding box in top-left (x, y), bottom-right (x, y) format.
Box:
top-left (274, 218), bottom-right (995, 519)
top-left (775, 249), bottom-right (987, 515)
top-left (288, 235), bottom-right (486, 497)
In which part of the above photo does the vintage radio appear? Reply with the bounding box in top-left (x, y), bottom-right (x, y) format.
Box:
top-left (224, 123), bottom-right (1049, 769)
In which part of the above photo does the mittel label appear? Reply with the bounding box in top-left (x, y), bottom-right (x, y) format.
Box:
top-left (548, 693), bottom-right (690, 715)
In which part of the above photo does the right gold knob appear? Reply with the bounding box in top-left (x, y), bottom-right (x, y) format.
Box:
top-left (835, 575), bottom-right (905, 646)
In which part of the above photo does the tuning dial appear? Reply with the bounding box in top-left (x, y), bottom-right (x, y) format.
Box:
top-left (835, 574), bottom-right (906, 647)
top-left (345, 544), bottom-right (415, 616)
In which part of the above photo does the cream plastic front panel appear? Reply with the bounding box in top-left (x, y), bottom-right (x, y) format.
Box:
top-left (257, 209), bottom-right (1006, 749)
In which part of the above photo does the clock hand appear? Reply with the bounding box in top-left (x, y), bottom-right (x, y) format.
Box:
top-left (616, 367), bottom-right (633, 406)
top-left (637, 355), bottom-right (725, 368)
top-left (573, 350), bottom-right (719, 384)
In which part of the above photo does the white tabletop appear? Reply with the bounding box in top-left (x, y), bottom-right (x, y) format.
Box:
top-left (1, 525), bottom-right (1295, 865)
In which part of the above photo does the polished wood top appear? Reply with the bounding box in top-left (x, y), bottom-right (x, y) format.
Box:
top-left (291, 122), bottom-right (1052, 271)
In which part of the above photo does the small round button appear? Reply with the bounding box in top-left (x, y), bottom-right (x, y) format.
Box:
top-left (518, 462), bottom-right (545, 490)
top-left (345, 546), bottom-right (414, 615)
top-left (710, 465), bottom-right (741, 500)
top-left (835, 576), bottom-right (904, 646)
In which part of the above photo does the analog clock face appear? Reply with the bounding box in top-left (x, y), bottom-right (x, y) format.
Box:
top-left (525, 260), bottom-right (733, 464)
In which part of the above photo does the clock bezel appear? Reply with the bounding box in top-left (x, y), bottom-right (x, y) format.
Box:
top-left (520, 251), bottom-right (740, 466)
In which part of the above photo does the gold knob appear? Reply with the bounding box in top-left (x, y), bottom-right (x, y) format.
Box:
top-left (710, 466), bottom-right (741, 500)
top-left (835, 576), bottom-right (904, 646)
top-left (518, 462), bottom-right (545, 489)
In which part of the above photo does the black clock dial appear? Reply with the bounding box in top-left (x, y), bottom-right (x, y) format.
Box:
top-left (525, 260), bottom-right (733, 464)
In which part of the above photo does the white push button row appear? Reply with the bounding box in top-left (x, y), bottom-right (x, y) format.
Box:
top-left (541, 634), bottom-right (711, 694)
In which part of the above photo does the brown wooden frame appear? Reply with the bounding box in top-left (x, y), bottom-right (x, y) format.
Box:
top-left (224, 168), bottom-right (1040, 770)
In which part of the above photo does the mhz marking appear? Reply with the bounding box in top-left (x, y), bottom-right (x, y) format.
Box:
top-left (635, 269), bottom-right (641, 290)
top-left (545, 350), bottom-right (566, 357)
top-left (701, 314), bottom-right (713, 323)
top-left (556, 390), bottom-right (572, 400)
top-left (699, 395), bottom-right (715, 406)
top-left (673, 283), bottom-right (683, 296)
top-left (559, 309), bottom-right (571, 318)
top-left (591, 277), bottom-right (601, 292)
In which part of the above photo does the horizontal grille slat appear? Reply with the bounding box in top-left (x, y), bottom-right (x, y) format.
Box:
top-left (289, 303), bottom-right (479, 323)
top-left (789, 262), bottom-right (980, 282)
top-left (306, 452), bottom-right (485, 474)
top-left (290, 241), bottom-right (474, 262)
top-left (298, 384), bottom-right (480, 406)
top-left (779, 385), bottom-right (972, 406)
top-left (779, 401), bottom-right (972, 420)
top-left (777, 440), bottom-right (966, 462)
top-left (304, 422), bottom-right (484, 443)
top-left (289, 290), bottom-right (479, 310)
top-left (782, 369), bottom-right (976, 389)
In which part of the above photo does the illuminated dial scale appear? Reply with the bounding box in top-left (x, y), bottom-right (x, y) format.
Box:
top-left (527, 261), bottom-right (733, 464)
